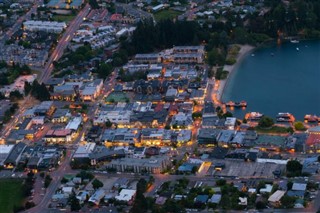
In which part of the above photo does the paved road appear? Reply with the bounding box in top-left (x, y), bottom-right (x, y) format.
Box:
top-left (24, 73), bottom-right (117, 212)
top-left (39, 4), bottom-right (91, 83)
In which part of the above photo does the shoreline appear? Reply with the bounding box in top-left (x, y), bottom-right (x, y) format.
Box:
top-left (216, 44), bottom-right (255, 102)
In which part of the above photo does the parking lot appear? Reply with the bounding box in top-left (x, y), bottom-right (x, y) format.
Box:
top-left (208, 160), bottom-right (285, 178)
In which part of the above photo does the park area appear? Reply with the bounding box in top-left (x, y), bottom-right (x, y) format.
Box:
top-left (52, 14), bottom-right (76, 23)
top-left (0, 179), bottom-right (25, 213)
top-left (105, 91), bottom-right (129, 103)
top-left (154, 10), bottom-right (182, 22)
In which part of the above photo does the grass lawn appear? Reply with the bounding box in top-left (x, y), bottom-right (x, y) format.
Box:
top-left (154, 10), bottom-right (182, 22)
top-left (52, 14), bottom-right (76, 23)
top-left (105, 91), bottom-right (129, 103)
top-left (0, 179), bottom-right (25, 213)
top-left (255, 126), bottom-right (291, 134)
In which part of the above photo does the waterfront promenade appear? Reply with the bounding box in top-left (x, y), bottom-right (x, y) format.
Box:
top-left (215, 44), bottom-right (254, 102)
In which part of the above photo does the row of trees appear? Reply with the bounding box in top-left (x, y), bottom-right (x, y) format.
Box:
top-left (24, 80), bottom-right (51, 101)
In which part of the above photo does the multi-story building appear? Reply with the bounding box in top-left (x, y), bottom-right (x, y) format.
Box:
top-left (101, 128), bottom-right (141, 147)
top-left (107, 156), bottom-right (171, 174)
top-left (23, 21), bottom-right (67, 33)
top-left (134, 53), bottom-right (161, 64)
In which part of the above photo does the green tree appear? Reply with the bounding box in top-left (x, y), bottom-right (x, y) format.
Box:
top-left (89, 0), bottom-right (100, 9)
top-left (216, 179), bottom-right (226, 186)
top-left (44, 175), bottom-right (52, 188)
top-left (294, 121), bottom-right (306, 131)
top-left (258, 116), bottom-right (274, 128)
top-left (191, 166), bottom-right (198, 174)
top-left (9, 90), bottom-right (23, 101)
top-left (105, 119), bottom-right (112, 128)
top-left (76, 171), bottom-right (94, 181)
top-left (69, 192), bottom-right (81, 211)
top-left (137, 178), bottom-right (148, 194)
top-left (281, 195), bottom-right (296, 208)
top-left (222, 111), bottom-right (233, 118)
top-left (97, 63), bottom-right (113, 79)
top-left (286, 160), bottom-right (302, 176)
top-left (256, 200), bottom-right (266, 209)
top-left (192, 112), bottom-right (202, 119)
top-left (92, 178), bottom-right (104, 190)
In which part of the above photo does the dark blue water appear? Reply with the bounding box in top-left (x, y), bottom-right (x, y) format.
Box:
top-left (222, 40), bottom-right (320, 120)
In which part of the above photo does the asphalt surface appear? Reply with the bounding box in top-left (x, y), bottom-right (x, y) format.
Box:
top-left (39, 4), bottom-right (91, 83)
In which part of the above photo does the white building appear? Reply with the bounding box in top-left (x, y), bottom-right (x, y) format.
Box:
top-left (65, 117), bottom-right (82, 131)
top-left (23, 21), bottom-right (67, 33)
top-left (171, 112), bottom-right (193, 129)
top-left (225, 117), bottom-right (237, 130)
top-left (115, 189), bottom-right (136, 203)
top-left (80, 79), bottom-right (103, 101)
top-left (93, 110), bottom-right (131, 126)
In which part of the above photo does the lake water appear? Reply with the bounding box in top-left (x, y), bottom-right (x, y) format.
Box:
top-left (222, 40), bottom-right (320, 120)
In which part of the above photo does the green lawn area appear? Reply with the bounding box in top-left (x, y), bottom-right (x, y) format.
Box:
top-left (0, 179), bottom-right (25, 213)
top-left (255, 126), bottom-right (291, 134)
top-left (154, 10), bottom-right (182, 22)
top-left (52, 14), bottom-right (76, 23)
top-left (105, 91), bottom-right (129, 103)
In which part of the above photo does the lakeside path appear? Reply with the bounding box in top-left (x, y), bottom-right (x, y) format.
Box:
top-left (216, 44), bottom-right (255, 101)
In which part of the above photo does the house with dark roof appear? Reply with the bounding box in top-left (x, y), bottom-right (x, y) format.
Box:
top-left (133, 80), bottom-right (161, 94)
top-left (197, 128), bottom-right (220, 146)
top-left (3, 142), bottom-right (27, 168)
top-left (130, 110), bottom-right (169, 128)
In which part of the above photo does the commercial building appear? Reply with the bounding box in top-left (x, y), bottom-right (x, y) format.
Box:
top-left (51, 109), bottom-right (71, 123)
top-left (134, 53), bottom-right (161, 64)
top-left (173, 46), bottom-right (205, 54)
top-left (3, 143), bottom-right (26, 168)
top-left (93, 110), bottom-right (132, 126)
top-left (197, 128), bottom-right (220, 146)
top-left (0, 145), bottom-right (14, 166)
top-left (79, 79), bottom-right (103, 101)
top-left (171, 112), bottom-right (193, 129)
top-left (23, 21), bottom-right (67, 33)
top-left (107, 156), bottom-right (171, 174)
top-left (44, 129), bottom-right (73, 143)
top-left (101, 128), bottom-right (141, 147)
top-left (65, 116), bottom-right (82, 131)
top-left (173, 53), bottom-right (204, 64)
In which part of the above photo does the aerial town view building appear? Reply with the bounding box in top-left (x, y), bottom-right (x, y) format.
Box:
top-left (0, 0), bottom-right (319, 213)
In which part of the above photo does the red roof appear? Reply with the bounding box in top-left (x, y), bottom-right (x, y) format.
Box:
top-left (306, 134), bottom-right (320, 146)
top-left (154, 103), bottom-right (164, 112)
top-left (110, 14), bottom-right (122, 21)
top-left (169, 103), bottom-right (178, 112)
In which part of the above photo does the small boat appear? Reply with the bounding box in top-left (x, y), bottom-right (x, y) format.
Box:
top-left (225, 101), bottom-right (235, 107)
top-left (276, 112), bottom-right (295, 122)
top-left (271, 53), bottom-right (274, 56)
top-left (246, 112), bottom-right (263, 121)
top-left (251, 54), bottom-right (255, 57)
top-left (235, 101), bottom-right (247, 108)
top-left (304, 115), bottom-right (319, 123)
top-left (296, 47), bottom-right (300, 51)
top-left (290, 39), bottom-right (299, 44)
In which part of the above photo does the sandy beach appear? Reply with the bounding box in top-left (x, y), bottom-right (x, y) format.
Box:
top-left (216, 44), bottom-right (255, 101)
